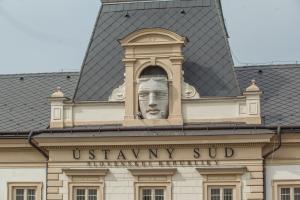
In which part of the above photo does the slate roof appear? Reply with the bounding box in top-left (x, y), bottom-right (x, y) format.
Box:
top-left (236, 64), bottom-right (300, 126)
top-left (73, 0), bottom-right (241, 101)
top-left (0, 72), bottom-right (79, 132)
top-left (0, 64), bottom-right (300, 133)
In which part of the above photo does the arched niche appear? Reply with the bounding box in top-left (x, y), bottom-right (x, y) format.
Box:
top-left (137, 66), bottom-right (169, 120)
top-left (135, 60), bottom-right (173, 82)
top-left (121, 28), bottom-right (186, 126)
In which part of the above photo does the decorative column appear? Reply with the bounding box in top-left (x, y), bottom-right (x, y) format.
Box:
top-left (169, 56), bottom-right (184, 124)
top-left (123, 58), bottom-right (137, 121)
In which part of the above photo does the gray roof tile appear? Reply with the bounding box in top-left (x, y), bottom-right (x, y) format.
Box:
top-left (235, 64), bottom-right (300, 126)
top-left (74, 0), bottom-right (240, 101)
top-left (0, 72), bottom-right (79, 132)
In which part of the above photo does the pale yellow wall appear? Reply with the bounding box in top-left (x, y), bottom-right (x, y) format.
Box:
top-left (2, 132), bottom-right (300, 200)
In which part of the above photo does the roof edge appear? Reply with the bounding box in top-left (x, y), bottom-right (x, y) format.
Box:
top-left (0, 71), bottom-right (79, 78)
top-left (73, 4), bottom-right (103, 101)
top-left (235, 64), bottom-right (300, 71)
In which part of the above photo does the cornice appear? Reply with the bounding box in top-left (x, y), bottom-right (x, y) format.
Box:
top-left (196, 166), bottom-right (247, 175)
top-left (34, 134), bottom-right (274, 148)
top-left (63, 168), bottom-right (109, 176)
top-left (128, 168), bottom-right (177, 176)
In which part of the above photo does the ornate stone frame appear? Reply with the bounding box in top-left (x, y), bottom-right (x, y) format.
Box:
top-left (64, 169), bottom-right (108, 200)
top-left (272, 179), bottom-right (300, 200)
top-left (7, 182), bottom-right (43, 200)
top-left (128, 168), bottom-right (177, 200)
top-left (120, 28), bottom-right (187, 126)
top-left (197, 166), bottom-right (246, 200)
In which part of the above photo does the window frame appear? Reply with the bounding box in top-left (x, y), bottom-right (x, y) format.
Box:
top-left (139, 187), bottom-right (166, 200)
top-left (64, 169), bottom-right (108, 200)
top-left (7, 182), bottom-right (42, 200)
top-left (69, 182), bottom-right (103, 200)
top-left (207, 185), bottom-right (236, 200)
top-left (73, 185), bottom-right (100, 200)
top-left (205, 182), bottom-right (239, 200)
top-left (128, 168), bottom-right (177, 200)
top-left (196, 167), bottom-right (245, 200)
top-left (273, 180), bottom-right (300, 200)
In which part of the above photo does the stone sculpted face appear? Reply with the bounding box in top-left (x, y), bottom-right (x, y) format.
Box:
top-left (138, 76), bottom-right (168, 119)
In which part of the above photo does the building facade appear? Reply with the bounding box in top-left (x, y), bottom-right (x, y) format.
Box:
top-left (1, 0), bottom-right (300, 200)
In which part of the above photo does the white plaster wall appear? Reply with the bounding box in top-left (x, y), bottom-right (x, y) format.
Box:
top-left (67, 99), bottom-right (257, 125)
top-left (241, 172), bottom-right (251, 200)
top-left (72, 102), bottom-right (241, 124)
top-left (266, 165), bottom-right (300, 200)
top-left (73, 104), bottom-right (124, 122)
top-left (183, 102), bottom-right (239, 120)
top-left (60, 173), bottom-right (69, 200)
top-left (0, 168), bottom-right (46, 200)
top-left (172, 167), bottom-right (203, 200)
top-left (105, 168), bottom-right (135, 200)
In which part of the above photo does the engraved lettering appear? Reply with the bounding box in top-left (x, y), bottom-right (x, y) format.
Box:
top-left (132, 149), bottom-right (140, 159)
top-left (193, 148), bottom-right (200, 159)
top-left (166, 148), bottom-right (175, 159)
top-left (225, 147), bottom-right (234, 158)
top-left (149, 148), bottom-right (158, 159)
top-left (102, 149), bottom-right (110, 160)
top-left (117, 150), bottom-right (126, 160)
top-left (209, 147), bottom-right (217, 158)
top-left (89, 149), bottom-right (95, 160)
top-left (73, 149), bottom-right (80, 160)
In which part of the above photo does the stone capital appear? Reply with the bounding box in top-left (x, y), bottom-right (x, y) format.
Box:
top-left (122, 58), bottom-right (137, 66)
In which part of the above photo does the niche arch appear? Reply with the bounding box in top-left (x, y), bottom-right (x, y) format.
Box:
top-left (135, 61), bottom-right (173, 82)
top-left (121, 28), bottom-right (186, 126)
top-left (139, 65), bottom-right (168, 77)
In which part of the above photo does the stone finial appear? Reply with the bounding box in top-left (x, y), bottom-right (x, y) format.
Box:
top-left (245, 79), bottom-right (260, 92)
top-left (51, 87), bottom-right (64, 98)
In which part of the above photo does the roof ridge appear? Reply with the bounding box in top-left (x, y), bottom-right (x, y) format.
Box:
top-left (235, 64), bottom-right (300, 71)
top-left (0, 71), bottom-right (80, 78)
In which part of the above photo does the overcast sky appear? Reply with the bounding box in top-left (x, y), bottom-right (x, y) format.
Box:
top-left (0, 0), bottom-right (299, 74)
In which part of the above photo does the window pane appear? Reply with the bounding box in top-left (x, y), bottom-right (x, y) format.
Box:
top-left (280, 188), bottom-right (291, 200)
top-left (16, 189), bottom-right (24, 200)
top-left (223, 188), bottom-right (233, 200)
top-left (76, 189), bottom-right (86, 200)
top-left (155, 189), bottom-right (164, 200)
top-left (88, 189), bottom-right (97, 200)
top-left (210, 188), bottom-right (220, 200)
top-left (142, 189), bottom-right (152, 200)
top-left (295, 188), bottom-right (300, 200)
top-left (27, 189), bottom-right (36, 200)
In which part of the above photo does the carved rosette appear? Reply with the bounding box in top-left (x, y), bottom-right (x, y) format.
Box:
top-left (109, 81), bottom-right (200, 101)
top-left (109, 83), bottom-right (125, 101)
top-left (181, 81), bottom-right (200, 99)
